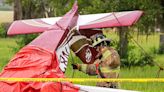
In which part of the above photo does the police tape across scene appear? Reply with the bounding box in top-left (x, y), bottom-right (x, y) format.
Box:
top-left (0, 78), bottom-right (164, 82)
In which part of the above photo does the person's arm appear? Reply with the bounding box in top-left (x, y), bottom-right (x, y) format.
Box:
top-left (72, 64), bottom-right (98, 75)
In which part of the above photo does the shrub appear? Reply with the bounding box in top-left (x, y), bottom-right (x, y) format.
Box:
top-left (0, 23), bottom-right (10, 38)
top-left (120, 44), bottom-right (155, 68)
top-left (111, 40), bottom-right (155, 68)
top-left (12, 34), bottom-right (38, 53)
top-left (0, 25), bottom-right (6, 38)
top-left (136, 52), bottom-right (154, 67)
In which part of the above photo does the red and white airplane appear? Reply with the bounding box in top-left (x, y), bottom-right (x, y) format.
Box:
top-left (0, 2), bottom-right (143, 92)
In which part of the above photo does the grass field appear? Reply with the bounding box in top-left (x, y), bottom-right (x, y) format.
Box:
top-left (0, 11), bottom-right (13, 23)
top-left (0, 38), bottom-right (17, 70)
top-left (0, 33), bottom-right (164, 92)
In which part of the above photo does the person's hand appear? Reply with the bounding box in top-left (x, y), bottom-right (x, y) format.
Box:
top-left (72, 64), bottom-right (78, 69)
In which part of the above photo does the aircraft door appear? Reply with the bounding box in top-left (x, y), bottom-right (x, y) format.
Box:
top-left (69, 35), bottom-right (98, 64)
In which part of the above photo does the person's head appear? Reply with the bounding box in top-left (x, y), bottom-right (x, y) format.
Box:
top-left (91, 34), bottom-right (111, 50)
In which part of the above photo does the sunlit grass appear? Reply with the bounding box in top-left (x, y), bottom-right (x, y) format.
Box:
top-left (121, 82), bottom-right (164, 92)
top-left (0, 11), bottom-right (13, 23)
top-left (0, 38), bottom-right (17, 70)
top-left (120, 66), bottom-right (164, 92)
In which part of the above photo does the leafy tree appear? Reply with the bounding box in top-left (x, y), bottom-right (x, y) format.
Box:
top-left (13, 0), bottom-right (22, 20)
top-left (158, 0), bottom-right (164, 54)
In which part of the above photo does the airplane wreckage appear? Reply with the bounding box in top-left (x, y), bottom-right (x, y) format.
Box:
top-left (0, 2), bottom-right (143, 92)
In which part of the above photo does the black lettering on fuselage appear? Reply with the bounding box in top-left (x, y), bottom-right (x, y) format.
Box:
top-left (58, 46), bottom-right (70, 72)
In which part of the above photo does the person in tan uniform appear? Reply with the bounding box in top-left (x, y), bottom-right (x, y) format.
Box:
top-left (72, 34), bottom-right (120, 88)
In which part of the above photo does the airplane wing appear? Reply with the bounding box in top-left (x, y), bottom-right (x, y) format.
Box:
top-left (75, 84), bottom-right (138, 92)
top-left (7, 17), bottom-right (60, 35)
top-left (7, 11), bottom-right (143, 35)
top-left (78, 10), bottom-right (143, 29)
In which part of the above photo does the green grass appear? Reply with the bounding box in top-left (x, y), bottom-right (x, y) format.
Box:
top-left (120, 66), bottom-right (164, 92)
top-left (0, 33), bottom-right (164, 92)
top-left (0, 38), bottom-right (17, 70)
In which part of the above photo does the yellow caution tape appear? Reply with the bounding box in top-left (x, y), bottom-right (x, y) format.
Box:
top-left (0, 78), bottom-right (164, 82)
